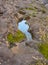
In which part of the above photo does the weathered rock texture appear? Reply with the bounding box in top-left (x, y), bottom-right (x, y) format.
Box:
top-left (0, 0), bottom-right (48, 65)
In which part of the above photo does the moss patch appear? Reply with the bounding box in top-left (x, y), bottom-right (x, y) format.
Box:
top-left (7, 33), bottom-right (15, 43)
top-left (14, 30), bottom-right (26, 42)
top-left (38, 42), bottom-right (48, 60)
top-left (7, 30), bottom-right (26, 43)
top-left (25, 7), bottom-right (37, 11)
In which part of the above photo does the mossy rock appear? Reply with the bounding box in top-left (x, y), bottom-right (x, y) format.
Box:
top-left (7, 30), bottom-right (26, 43)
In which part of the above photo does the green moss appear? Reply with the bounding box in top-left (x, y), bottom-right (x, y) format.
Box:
top-left (7, 30), bottom-right (26, 43)
top-left (38, 42), bottom-right (48, 59)
top-left (25, 7), bottom-right (34, 10)
top-left (14, 30), bottom-right (26, 42)
top-left (7, 33), bottom-right (15, 43)
top-left (25, 7), bottom-right (37, 12)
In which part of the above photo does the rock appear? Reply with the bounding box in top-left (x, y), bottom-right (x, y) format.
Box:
top-left (18, 10), bottom-right (26, 15)
top-left (0, 18), bottom-right (8, 36)
top-left (28, 22), bottom-right (45, 41)
top-left (0, 42), bottom-right (13, 65)
top-left (25, 40), bottom-right (39, 49)
top-left (0, 0), bottom-right (48, 65)
top-left (0, 6), bottom-right (6, 16)
top-left (14, 13), bottom-right (24, 23)
top-left (45, 4), bottom-right (48, 9)
top-left (24, 14), bottom-right (30, 20)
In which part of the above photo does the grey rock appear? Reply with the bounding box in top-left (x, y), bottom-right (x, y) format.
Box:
top-left (42, 0), bottom-right (48, 4)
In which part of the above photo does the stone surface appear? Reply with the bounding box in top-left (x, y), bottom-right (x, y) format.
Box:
top-left (0, 0), bottom-right (48, 65)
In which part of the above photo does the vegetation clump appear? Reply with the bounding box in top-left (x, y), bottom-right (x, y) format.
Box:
top-left (7, 30), bottom-right (26, 48)
top-left (14, 30), bottom-right (26, 42)
top-left (38, 43), bottom-right (48, 60)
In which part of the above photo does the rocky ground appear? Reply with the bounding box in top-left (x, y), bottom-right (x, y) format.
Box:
top-left (0, 0), bottom-right (48, 65)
